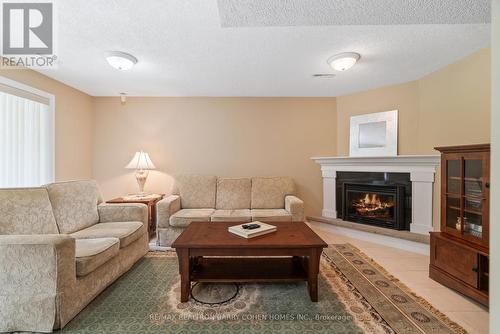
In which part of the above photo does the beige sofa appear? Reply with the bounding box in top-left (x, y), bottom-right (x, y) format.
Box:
top-left (156, 175), bottom-right (304, 246)
top-left (0, 180), bottom-right (149, 333)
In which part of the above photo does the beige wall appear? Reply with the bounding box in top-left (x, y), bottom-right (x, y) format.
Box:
top-left (336, 81), bottom-right (420, 155)
top-left (418, 48), bottom-right (491, 153)
top-left (337, 48), bottom-right (490, 155)
top-left (0, 69), bottom-right (94, 181)
top-left (335, 48), bottom-right (491, 229)
top-left (92, 49), bottom-right (489, 222)
top-left (92, 97), bottom-right (337, 216)
top-left (0, 48), bottom-right (489, 224)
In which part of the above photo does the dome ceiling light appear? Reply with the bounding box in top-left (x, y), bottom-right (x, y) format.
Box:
top-left (105, 51), bottom-right (138, 70)
top-left (327, 52), bottom-right (360, 72)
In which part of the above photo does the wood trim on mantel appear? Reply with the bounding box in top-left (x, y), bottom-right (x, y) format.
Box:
top-left (435, 143), bottom-right (490, 153)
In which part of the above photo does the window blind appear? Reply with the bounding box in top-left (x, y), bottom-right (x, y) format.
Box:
top-left (0, 82), bottom-right (54, 187)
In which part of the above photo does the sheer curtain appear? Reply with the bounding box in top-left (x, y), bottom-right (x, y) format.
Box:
top-left (0, 84), bottom-right (54, 188)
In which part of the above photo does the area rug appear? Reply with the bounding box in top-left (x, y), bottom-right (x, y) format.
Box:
top-left (58, 244), bottom-right (466, 334)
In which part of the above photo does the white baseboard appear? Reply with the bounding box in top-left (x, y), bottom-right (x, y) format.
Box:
top-left (410, 223), bottom-right (433, 235)
top-left (322, 209), bottom-right (337, 218)
top-left (309, 221), bottom-right (429, 255)
top-left (149, 224), bottom-right (429, 255)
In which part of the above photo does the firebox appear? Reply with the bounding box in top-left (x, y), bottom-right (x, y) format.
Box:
top-left (342, 183), bottom-right (407, 230)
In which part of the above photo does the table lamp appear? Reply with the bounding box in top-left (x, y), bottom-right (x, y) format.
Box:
top-left (125, 151), bottom-right (156, 195)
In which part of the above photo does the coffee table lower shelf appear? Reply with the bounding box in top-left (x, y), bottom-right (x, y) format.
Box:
top-left (191, 257), bottom-right (308, 282)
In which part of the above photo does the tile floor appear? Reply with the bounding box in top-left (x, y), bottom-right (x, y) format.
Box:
top-left (309, 222), bottom-right (489, 334)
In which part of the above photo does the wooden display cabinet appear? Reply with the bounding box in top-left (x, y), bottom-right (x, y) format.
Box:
top-left (430, 144), bottom-right (489, 306)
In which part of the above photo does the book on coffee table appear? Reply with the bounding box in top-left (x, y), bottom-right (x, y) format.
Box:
top-left (228, 222), bottom-right (277, 239)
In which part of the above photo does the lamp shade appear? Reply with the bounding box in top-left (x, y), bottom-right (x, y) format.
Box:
top-left (125, 151), bottom-right (156, 170)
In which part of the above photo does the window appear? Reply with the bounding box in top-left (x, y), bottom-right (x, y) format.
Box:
top-left (0, 76), bottom-right (54, 187)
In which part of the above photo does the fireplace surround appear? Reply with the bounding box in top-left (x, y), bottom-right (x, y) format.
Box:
top-left (311, 155), bottom-right (440, 235)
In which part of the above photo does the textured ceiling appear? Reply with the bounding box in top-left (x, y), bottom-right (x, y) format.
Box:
top-left (37, 0), bottom-right (491, 97)
top-left (218, 0), bottom-right (491, 26)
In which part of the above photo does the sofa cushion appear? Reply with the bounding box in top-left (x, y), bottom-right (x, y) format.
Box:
top-left (251, 177), bottom-right (295, 209)
top-left (175, 175), bottom-right (216, 209)
top-left (45, 180), bottom-right (103, 234)
top-left (251, 209), bottom-right (292, 222)
top-left (169, 209), bottom-right (214, 227)
top-left (216, 178), bottom-right (251, 209)
top-left (0, 188), bottom-right (59, 235)
top-left (71, 221), bottom-right (144, 248)
top-left (75, 238), bottom-right (119, 276)
top-left (211, 209), bottom-right (251, 222)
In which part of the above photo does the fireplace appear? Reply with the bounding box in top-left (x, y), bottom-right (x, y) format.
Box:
top-left (312, 155), bottom-right (440, 235)
top-left (336, 172), bottom-right (411, 231)
top-left (342, 183), bottom-right (406, 230)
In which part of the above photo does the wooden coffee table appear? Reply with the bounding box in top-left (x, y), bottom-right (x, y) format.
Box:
top-left (171, 222), bottom-right (328, 302)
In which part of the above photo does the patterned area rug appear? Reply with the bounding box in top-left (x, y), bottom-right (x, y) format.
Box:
top-left (58, 244), bottom-right (466, 334)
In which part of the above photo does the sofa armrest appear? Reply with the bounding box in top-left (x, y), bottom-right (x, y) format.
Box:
top-left (285, 195), bottom-right (304, 222)
top-left (156, 195), bottom-right (181, 228)
top-left (98, 203), bottom-right (148, 226)
top-left (0, 234), bottom-right (75, 332)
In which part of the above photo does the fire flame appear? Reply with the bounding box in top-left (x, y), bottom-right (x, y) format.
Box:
top-left (362, 193), bottom-right (381, 206)
top-left (353, 193), bottom-right (394, 216)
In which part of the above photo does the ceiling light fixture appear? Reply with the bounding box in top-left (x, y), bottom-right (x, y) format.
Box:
top-left (105, 51), bottom-right (138, 70)
top-left (327, 52), bottom-right (360, 72)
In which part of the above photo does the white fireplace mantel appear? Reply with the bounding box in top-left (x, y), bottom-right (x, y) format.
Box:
top-left (311, 155), bottom-right (441, 235)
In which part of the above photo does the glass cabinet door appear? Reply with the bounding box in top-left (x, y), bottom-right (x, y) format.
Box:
top-left (463, 159), bottom-right (484, 240)
top-left (445, 159), bottom-right (462, 233)
top-left (438, 146), bottom-right (489, 249)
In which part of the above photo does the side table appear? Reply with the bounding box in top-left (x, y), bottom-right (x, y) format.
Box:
top-left (106, 194), bottom-right (165, 238)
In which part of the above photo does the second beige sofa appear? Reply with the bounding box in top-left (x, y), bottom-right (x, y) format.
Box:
top-left (156, 175), bottom-right (304, 246)
top-left (0, 180), bottom-right (149, 333)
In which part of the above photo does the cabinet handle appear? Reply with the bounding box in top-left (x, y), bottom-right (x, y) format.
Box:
top-left (472, 267), bottom-right (479, 273)
top-left (485, 182), bottom-right (490, 189)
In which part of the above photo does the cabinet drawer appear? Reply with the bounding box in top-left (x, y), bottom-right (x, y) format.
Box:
top-left (432, 236), bottom-right (478, 288)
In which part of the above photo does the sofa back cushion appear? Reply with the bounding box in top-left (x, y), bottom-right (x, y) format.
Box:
top-left (251, 177), bottom-right (295, 209)
top-left (0, 187), bottom-right (59, 235)
top-left (45, 180), bottom-right (102, 234)
top-left (174, 175), bottom-right (217, 209)
top-left (216, 177), bottom-right (251, 209)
